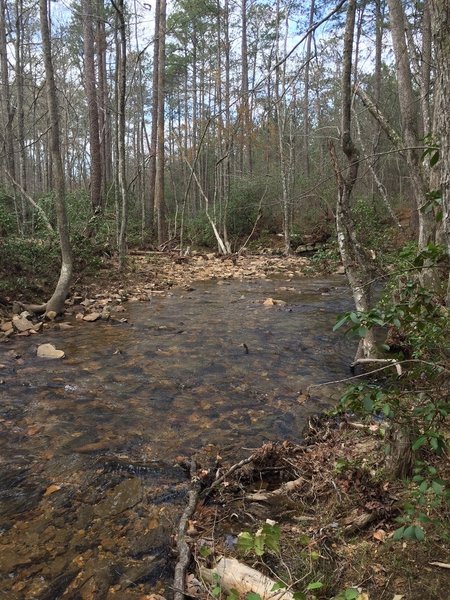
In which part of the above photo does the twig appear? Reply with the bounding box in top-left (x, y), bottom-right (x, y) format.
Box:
top-left (307, 359), bottom-right (448, 392)
top-left (200, 453), bottom-right (256, 499)
top-left (429, 562), bottom-right (450, 570)
top-left (173, 459), bottom-right (201, 600)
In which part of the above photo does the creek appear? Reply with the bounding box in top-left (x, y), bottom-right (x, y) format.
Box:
top-left (0, 275), bottom-right (355, 599)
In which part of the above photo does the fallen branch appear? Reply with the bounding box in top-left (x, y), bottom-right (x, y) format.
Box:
top-left (429, 562), bottom-right (450, 570)
top-left (200, 453), bottom-right (256, 499)
top-left (173, 460), bottom-right (201, 600)
top-left (246, 477), bottom-right (304, 503)
top-left (307, 359), bottom-right (448, 393)
top-left (351, 357), bottom-right (403, 376)
top-left (200, 556), bottom-right (295, 600)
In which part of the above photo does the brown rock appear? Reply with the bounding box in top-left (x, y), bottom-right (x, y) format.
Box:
top-left (83, 312), bottom-right (102, 322)
top-left (37, 343), bottom-right (65, 359)
top-left (12, 315), bottom-right (35, 332)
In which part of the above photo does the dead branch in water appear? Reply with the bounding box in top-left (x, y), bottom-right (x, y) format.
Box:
top-left (173, 459), bottom-right (201, 600)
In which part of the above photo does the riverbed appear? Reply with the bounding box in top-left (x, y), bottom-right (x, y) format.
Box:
top-left (0, 275), bottom-right (354, 599)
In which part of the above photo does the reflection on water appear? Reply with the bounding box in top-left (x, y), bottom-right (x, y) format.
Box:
top-left (0, 276), bottom-right (354, 598)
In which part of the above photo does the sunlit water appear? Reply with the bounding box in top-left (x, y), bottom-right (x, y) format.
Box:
top-left (0, 276), bottom-right (354, 598)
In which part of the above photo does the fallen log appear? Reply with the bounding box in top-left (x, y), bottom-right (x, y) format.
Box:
top-left (200, 556), bottom-right (295, 600)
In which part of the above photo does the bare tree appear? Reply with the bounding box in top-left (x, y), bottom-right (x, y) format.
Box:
top-left (39, 0), bottom-right (73, 315)
top-left (112, 0), bottom-right (127, 268)
top-left (82, 0), bottom-right (103, 213)
top-left (154, 0), bottom-right (166, 244)
top-left (332, 0), bottom-right (376, 360)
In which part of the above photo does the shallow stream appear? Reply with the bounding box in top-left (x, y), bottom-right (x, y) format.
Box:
top-left (0, 275), bottom-right (354, 598)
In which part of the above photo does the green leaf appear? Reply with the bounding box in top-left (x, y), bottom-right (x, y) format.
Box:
top-left (431, 481), bottom-right (444, 495)
top-left (306, 581), bottom-right (323, 591)
top-left (412, 435), bottom-right (427, 451)
top-left (383, 403), bottom-right (391, 417)
top-left (237, 531), bottom-right (254, 553)
top-left (430, 437), bottom-right (439, 451)
top-left (254, 533), bottom-right (265, 556)
top-left (350, 312), bottom-right (360, 324)
top-left (334, 315), bottom-right (349, 331)
top-left (419, 480), bottom-right (429, 493)
top-left (293, 593), bottom-right (307, 600)
top-left (271, 582), bottom-right (287, 591)
top-left (246, 593), bottom-right (262, 600)
top-left (344, 589), bottom-right (360, 600)
top-left (199, 545), bottom-right (212, 558)
top-left (261, 523), bottom-right (281, 553)
top-left (227, 590), bottom-right (240, 600)
top-left (429, 151), bottom-right (440, 167)
top-left (403, 525), bottom-right (416, 540)
top-left (363, 395), bottom-right (374, 412)
top-left (413, 525), bottom-right (425, 541)
top-left (393, 526), bottom-right (405, 540)
top-left (357, 326), bottom-right (368, 338)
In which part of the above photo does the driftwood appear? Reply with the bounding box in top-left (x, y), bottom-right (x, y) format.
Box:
top-left (200, 557), bottom-right (295, 600)
top-left (173, 460), bottom-right (201, 600)
top-left (245, 477), bottom-right (304, 503)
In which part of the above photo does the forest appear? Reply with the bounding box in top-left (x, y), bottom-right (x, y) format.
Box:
top-left (0, 0), bottom-right (449, 599)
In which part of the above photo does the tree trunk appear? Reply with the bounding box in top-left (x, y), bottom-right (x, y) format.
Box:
top-left (15, 0), bottom-right (27, 232)
top-left (113, 0), bottom-right (128, 269)
top-left (82, 0), bottom-right (102, 213)
top-left (147, 0), bottom-right (160, 233)
top-left (429, 0), bottom-right (450, 304)
top-left (39, 0), bottom-right (73, 315)
top-left (334, 0), bottom-right (376, 360)
top-left (387, 0), bottom-right (438, 287)
top-left (0, 0), bottom-right (16, 183)
top-left (154, 0), bottom-right (166, 245)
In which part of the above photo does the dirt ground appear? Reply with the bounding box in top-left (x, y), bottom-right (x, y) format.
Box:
top-left (182, 417), bottom-right (450, 600)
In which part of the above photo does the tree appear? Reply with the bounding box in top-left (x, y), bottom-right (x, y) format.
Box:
top-left (155, 0), bottom-right (167, 245)
top-left (112, 0), bottom-right (128, 268)
top-left (39, 0), bottom-right (73, 315)
top-left (429, 0), bottom-right (450, 303)
top-left (82, 0), bottom-right (103, 213)
top-left (332, 0), bottom-right (376, 360)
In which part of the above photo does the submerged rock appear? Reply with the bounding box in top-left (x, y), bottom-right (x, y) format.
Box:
top-left (94, 478), bottom-right (143, 517)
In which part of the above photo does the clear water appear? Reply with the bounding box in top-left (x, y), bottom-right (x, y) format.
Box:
top-left (0, 276), bottom-right (354, 598)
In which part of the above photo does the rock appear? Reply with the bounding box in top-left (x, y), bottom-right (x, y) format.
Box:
top-left (12, 315), bottom-right (35, 332)
top-left (74, 440), bottom-right (114, 454)
top-left (101, 306), bottom-right (111, 320)
top-left (83, 312), bottom-right (101, 322)
top-left (1, 321), bottom-right (13, 332)
top-left (94, 478), bottom-right (143, 517)
top-left (336, 265), bottom-right (346, 274)
top-left (46, 310), bottom-right (57, 321)
top-left (37, 343), bottom-right (65, 359)
top-left (263, 298), bottom-right (286, 306)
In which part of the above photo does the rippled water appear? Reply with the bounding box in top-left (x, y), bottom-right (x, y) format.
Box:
top-left (0, 275), bottom-right (354, 599)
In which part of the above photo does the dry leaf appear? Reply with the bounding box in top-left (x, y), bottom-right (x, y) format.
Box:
top-left (373, 529), bottom-right (387, 543)
top-left (43, 483), bottom-right (61, 497)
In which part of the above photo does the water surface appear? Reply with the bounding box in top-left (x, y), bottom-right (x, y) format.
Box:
top-left (0, 275), bottom-right (354, 598)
